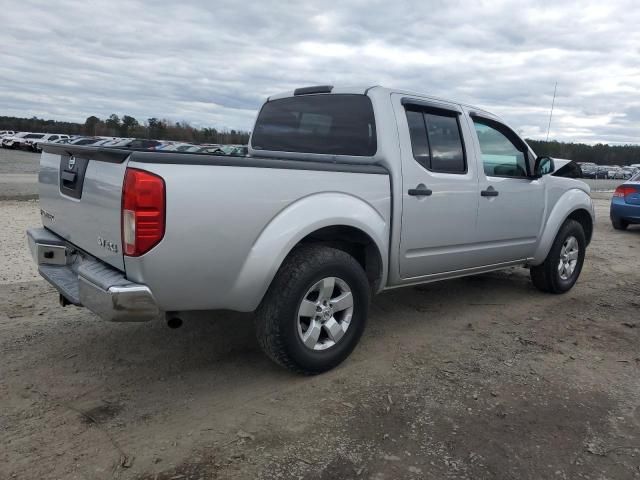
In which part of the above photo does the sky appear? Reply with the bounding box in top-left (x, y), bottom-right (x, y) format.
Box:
top-left (1, 0), bottom-right (639, 144)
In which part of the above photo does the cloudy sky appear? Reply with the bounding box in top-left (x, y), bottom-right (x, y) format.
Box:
top-left (1, 0), bottom-right (639, 144)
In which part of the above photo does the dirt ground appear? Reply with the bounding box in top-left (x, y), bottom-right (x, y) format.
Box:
top-left (1, 196), bottom-right (639, 480)
top-left (0, 149), bottom-right (39, 200)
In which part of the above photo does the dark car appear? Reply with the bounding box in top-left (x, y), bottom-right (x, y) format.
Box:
top-left (595, 167), bottom-right (609, 179)
top-left (581, 166), bottom-right (597, 179)
top-left (610, 171), bottom-right (640, 230)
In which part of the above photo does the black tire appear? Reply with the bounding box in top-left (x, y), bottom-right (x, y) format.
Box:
top-left (255, 245), bottom-right (370, 375)
top-left (612, 217), bottom-right (628, 230)
top-left (530, 219), bottom-right (586, 294)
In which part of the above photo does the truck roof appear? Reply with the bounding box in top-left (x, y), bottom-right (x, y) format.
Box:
top-left (267, 85), bottom-right (498, 120)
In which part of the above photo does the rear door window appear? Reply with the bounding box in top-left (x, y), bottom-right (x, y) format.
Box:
top-left (251, 94), bottom-right (377, 156)
top-left (405, 108), bottom-right (466, 173)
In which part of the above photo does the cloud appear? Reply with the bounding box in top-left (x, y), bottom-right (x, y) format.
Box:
top-left (0, 0), bottom-right (639, 143)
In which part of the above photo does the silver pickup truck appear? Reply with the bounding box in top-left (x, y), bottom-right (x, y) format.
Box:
top-left (28, 85), bottom-right (594, 374)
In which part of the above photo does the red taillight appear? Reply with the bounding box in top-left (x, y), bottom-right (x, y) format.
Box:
top-left (122, 168), bottom-right (165, 256)
top-left (613, 185), bottom-right (636, 198)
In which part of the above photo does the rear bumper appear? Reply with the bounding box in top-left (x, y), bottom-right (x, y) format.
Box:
top-left (610, 199), bottom-right (640, 223)
top-left (27, 227), bottom-right (160, 322)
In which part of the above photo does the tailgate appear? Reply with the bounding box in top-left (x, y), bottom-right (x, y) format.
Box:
top-left (39, 144), bottom-right (131, 271)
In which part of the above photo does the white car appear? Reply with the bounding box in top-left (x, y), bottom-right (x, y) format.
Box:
top-left (156, 143), bottom-right (199, 152)
top-left (26, 134), bottom-right (71, 152)
top-left (0, 130), bottom-right (16, 138)
top-left (1, 132), bottom-right (31, 148)
top-left (607, 167), bottom-right (622, 179)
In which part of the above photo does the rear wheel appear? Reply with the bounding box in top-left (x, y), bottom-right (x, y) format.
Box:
top-left (612, 217), bottom-right (628, 230)
top-left (530, 219), bottom-right (586, 294)
top-left (255, 245), bottom-right (370, 374)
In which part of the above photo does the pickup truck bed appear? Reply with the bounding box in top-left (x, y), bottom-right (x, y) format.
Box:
top-left (34, 143), bottom-right (391, 314)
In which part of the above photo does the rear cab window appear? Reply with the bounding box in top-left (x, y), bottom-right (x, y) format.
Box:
top-left (251, 94), bottom-right (377, 156)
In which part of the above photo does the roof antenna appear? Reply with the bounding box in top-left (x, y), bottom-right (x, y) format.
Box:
top-left (546, 82), bottom-right (557, 142)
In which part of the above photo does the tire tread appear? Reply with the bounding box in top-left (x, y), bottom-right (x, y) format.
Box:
top-left (530, 219), bottom-right (585, 294)
top-left (255, 244), bottom-right (369, 374)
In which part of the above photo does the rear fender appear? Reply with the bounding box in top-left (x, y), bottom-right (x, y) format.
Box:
top-left (531, 188), bottom-right (594, 265)
top-left (230, 192), bottom-right (389, 311)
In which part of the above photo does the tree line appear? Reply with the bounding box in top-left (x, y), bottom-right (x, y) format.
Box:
top-left (526, 139), bottom-right (640, 166)
top-left (1, 114), bottom-right (639, 163)
top-left (0, 114), bottom-right (250, 145)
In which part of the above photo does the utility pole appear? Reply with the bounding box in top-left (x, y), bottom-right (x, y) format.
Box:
top-left (546, 82), bottom-right (557, 142)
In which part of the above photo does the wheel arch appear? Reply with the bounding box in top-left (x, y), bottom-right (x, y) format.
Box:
top-left (231, 192), bottom-right (389, 311)
top-left (531, 189), bottom-right (594, 265)
top-left (567, 208), bottom-right (593, 246)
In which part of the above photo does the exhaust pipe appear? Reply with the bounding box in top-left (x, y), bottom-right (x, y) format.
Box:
top-left (166, 315), bottom-right (183, 329)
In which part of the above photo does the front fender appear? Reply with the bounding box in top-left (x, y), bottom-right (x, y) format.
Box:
top-left (531, 188), bottom-right (594, 265)
top-left (229, 192), bottom-right (389, 311)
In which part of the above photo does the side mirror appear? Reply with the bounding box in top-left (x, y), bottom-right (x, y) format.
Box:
top-left (533, 156), bottom-right (555, 178)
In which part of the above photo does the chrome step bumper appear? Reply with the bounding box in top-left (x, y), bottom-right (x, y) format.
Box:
top-left (27, 227), bottom-right (159, 322)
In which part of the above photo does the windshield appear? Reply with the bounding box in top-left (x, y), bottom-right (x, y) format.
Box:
top-left (251, 94), bottom-right (377, 156)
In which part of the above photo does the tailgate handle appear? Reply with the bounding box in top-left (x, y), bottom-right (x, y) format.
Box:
top-left (61, 171), bottom-right (77, 185)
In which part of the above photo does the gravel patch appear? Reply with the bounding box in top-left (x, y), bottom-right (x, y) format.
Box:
top-left (0, 199), bottom-right (40, 284)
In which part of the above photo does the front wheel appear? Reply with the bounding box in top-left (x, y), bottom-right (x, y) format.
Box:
top-left (530, 219), bottom-right (586, 294)
top-left (255, 245), bottom-right (370, 374)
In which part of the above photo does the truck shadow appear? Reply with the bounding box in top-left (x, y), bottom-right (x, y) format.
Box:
top-left (6, 265), bottom-right (618, 479)
top-left (5, 266), bottom-right (549, 425)
top-left (27, 266), bottom-right (538, 383)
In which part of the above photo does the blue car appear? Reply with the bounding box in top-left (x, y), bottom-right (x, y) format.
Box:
top-left (611, 171), bottom-right (640, 230)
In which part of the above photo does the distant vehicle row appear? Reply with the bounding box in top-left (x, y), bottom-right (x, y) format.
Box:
top-left (0, 132), bottom-right (248, 156)
top-left (577, 162), bottom-right (640, 180)
top-left (1, 131), bottom-right (71, 152)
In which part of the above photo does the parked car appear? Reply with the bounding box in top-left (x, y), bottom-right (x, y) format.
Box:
top-left (26, 134), bottom-right (71, 152)
top-left (195, 145), bottom-right (223, 154)
top-left (28, 85), bottom-right (595, 374)
top-left (606, 167), bottom-right (621, 179)
top-left (621, 167), bottom-right (638, 179)
top-left (594, 166), bottom-right (610, 179)
top-left (52, 137), bottom-right (74, 144)
top-left (2, 132), bottom-right (24, 148)
top-left (195, 145), bottom-right (248, 156)
top-left (68, 137), bottom-right (105, 146)
top-left (156, 143), bottom-right (199, 152)
top-left (610, 171), bottom-right (640, 230)
top-left (2, 132), bottom-right (43, 149)
top-left (221, 145), bottom-right (249, 156)
top-left (94, 138), bottom-right (164, 150)
top-left (0, 130), bottom-right (16, 138)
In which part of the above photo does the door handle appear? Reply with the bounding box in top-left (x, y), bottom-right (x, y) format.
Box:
top-left (408, 185), bottom-right (433, 197)
top-left (481, 187), bottom-right (499, 197)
